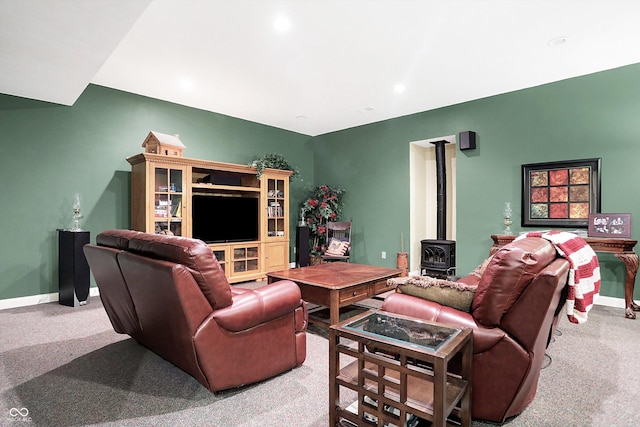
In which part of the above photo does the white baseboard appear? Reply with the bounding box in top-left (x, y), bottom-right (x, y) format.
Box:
top-left (0, 287), bottom-right (100, 310)
top-left (593, 295), bottom-right (626, 309)
top-left (0, 286), bottom-right (626, 311)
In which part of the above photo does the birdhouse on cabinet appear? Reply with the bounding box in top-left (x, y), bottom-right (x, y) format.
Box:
top-left (142, 131), bottom-right (185, 157)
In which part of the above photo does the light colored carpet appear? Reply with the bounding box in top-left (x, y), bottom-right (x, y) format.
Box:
top-left (1, 288), bottom-right (638, 426)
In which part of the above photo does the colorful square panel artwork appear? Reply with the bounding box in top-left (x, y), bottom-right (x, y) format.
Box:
top-left (570, 203), bottom-right (590, 219)
top-left (549, 169), bottom-right (568, 186)
top-left (531, 203), bottom-right (549, 219)
top-left (522, 159), bottom-right (600, 227)
top-left (531, 187), bottom-right (549, 203)
top-left (550, 203), bottom-right (569, 219)
top-left (550, 186), bottom-right (568, 202)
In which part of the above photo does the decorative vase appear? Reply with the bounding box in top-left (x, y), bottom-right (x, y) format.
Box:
top-left (309, 255), bottom-right (323, 266)
top-left (396, 252), bottom-right (408, 277)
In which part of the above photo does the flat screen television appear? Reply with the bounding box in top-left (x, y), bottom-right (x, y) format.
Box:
top-left (192, 195), bottom-right (259, 243)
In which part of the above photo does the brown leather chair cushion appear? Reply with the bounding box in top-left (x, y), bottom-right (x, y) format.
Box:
top-left (127, 233), bottom-right (232, 310)
top-left (472, 237), bottom-right (556, 327)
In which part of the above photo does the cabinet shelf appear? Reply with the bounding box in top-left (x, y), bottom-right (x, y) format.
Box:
top-left (192, 183), bottom-right (260, 193)
top-left (337, 360), bottom-right (469, 418)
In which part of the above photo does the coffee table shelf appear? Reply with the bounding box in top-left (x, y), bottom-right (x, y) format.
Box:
top-left (330, 310), bottom-right (472, 427)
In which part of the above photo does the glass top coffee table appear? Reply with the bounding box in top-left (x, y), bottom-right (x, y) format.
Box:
top-left (329, 310), bottom-right (472, 427)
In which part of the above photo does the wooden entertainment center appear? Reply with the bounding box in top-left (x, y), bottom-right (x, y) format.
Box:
top-left (127, 153), bottom-right (292, 283)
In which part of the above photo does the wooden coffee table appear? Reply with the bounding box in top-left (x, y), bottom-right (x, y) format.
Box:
top-left (266, 263), bottom-right (401, 326)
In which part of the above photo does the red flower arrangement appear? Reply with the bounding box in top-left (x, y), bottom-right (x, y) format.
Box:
top-left (300, 184), bottom-right (346, 255)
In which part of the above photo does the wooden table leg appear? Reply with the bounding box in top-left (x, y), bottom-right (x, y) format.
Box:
top-left (460, 335), bottom-right (473, 427)
top-left (614, 252), bottom-right (639, 319)
top-left (329, 290), bottom-right (340, 325)
top-left (328, 327), bottom-right (338, 427)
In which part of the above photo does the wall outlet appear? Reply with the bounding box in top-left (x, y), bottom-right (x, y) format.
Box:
top-left (381, 251), bottom-right (386, 259)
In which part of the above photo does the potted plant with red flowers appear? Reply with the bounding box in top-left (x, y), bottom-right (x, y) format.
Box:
top-left (300, 184), bottom-right (346, 264)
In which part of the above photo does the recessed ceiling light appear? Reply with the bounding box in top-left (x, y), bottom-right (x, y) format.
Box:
top-left (363, 106), bottom-right (376, 112)
top-left (295, 115), bottom-right (306, 120)
top-left (547, 36), bottom-right (568, 47)
top-left (394, 84), bottom-right (406, 94)
top-left (274, 15), bottom-right (291, 32)
top-left (180, 78), bottom-right (194, 90)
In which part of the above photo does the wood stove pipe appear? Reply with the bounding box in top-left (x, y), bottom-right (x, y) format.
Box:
top-left (430, 140), bottom-right (449, 240)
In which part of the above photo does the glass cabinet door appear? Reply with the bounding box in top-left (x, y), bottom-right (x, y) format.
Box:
top-left (232, 245), bottom-right (259, 275)
top-left (266, 177), bottom-right (286, 238)
top-left (153, 166), bottom-right (184, 236)
top-left (212, 249), bottom-right (226, 273)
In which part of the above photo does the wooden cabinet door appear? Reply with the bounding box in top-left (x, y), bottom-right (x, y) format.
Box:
top-left (264, 242), bottom-right (288, 272)
top-left (147, 162), bottom-right (187, 236)
top-left (261, 171), bottom-right (290, 242)
top-left (230, 244), bottom-right (260, 278)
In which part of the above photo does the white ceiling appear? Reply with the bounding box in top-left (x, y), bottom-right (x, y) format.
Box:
top-left (2, 0), bottom-right (640, 136)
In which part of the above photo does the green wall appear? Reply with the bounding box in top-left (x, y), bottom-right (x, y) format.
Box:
top-left (313, 63), bottom-right (640, 300)
top-left (0, 85), bottom-right (313, 300)
top-left (1, 63), bottom-right (639, 302)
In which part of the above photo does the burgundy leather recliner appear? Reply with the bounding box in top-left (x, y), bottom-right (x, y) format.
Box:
top-left (382, 237), bottom-right (570, 422)
top-left (83, 229), bottom-right (307, 392)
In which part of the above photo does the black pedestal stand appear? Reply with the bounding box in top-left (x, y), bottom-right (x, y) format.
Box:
top-left (296, 225), bottom-right (310, 267)
top-left (58, 229), bottom-right (90, 307)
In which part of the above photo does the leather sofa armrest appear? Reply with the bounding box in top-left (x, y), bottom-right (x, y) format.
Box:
top-left (230, 287), bottom-right (250, 296)
top-left (437, 306), bottom-right (506, 354)
top-left (211, 280), bottom-right (303, 332)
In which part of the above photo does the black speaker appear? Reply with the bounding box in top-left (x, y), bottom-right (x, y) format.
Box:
top-left (58, 229), bottom-right (90, 307)
top-left (459, 131), bottom-right (476, 151)
top-left (296, 225), bottom-right (310, 267)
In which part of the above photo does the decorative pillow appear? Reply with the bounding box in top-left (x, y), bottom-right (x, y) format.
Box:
top-left (387, 276), bottom-right (477, 312)
top-left (325, 237), bottom-right (349, 256)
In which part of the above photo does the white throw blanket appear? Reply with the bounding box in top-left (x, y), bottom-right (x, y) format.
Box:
top-left (515, 231), bottom-right (600, 324)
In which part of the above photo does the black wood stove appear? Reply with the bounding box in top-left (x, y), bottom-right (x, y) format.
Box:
top-left (420, 140), bottom-right (456, 279)
top-left (420, 239), bottom-right (456, 279)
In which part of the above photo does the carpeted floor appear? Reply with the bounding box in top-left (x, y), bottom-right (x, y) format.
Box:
top-left (1, 286), bottom-right (639, 426)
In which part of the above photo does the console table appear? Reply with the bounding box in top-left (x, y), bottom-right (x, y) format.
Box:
top-left (491, 234), bottom-right (639, 319)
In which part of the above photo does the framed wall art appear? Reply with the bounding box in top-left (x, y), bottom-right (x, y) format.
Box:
top-left (588, 213), bottom-right (632, 238)
top-left (521, 158), bottom-right (601, 227)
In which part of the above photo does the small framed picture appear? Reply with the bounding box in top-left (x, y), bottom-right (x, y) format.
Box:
top-left (588, 213), bottom-right (632, 238)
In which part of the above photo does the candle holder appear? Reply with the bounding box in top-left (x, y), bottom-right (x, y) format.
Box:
top-left (70, 193), bottom-right (83, 231)
top-left (299, 207), bottom-right (306, 226)
top-left (503, 202), bottom-right (513, 235)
